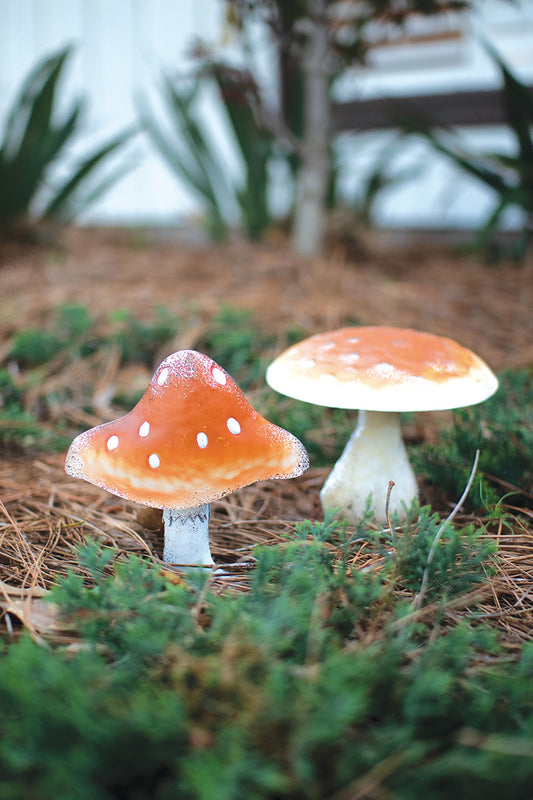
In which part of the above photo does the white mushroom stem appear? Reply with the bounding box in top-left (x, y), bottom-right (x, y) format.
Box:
top-left (162, 503), bottom-right (214, 567)
top-left (319, 410), bottom-right (419, 525)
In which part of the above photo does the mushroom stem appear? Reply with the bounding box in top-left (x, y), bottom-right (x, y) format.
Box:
top-left (319, 410), bottom-right (418, 525)
top-left (162, 504), bottom-right (214, 567)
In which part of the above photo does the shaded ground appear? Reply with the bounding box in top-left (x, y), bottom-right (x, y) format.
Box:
top-left (1, 227), bottom-right (532, 644)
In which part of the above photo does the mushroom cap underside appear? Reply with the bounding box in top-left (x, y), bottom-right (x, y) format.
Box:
top-left (66, 350), bottom-right (309, 508)
top-left (266, 326), bottom-right (499, 412)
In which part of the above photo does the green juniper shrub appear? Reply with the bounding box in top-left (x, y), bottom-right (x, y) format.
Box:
top-left (7, 326), bottom-right (65, 367)
top-left (8, 303), bottom-right (95, 367)
top-left (108, 306), bottom-right (178, 367)
top-left (412, 369), bottom-right (533, 511)
top-left (0, 519), bottom-right (532, 799)
top-left (55, 302), bottom-right (95, 348)
top-left (0, 368), bottom-right (24, 408)
top-left (0, 368), bottom-right (54, 449)
top-left (1, 304), bottom-right (97, 449)
top-left (197, 306), bottom-right (276, 390)
top-left (375, 502), bottom-right (497, 603)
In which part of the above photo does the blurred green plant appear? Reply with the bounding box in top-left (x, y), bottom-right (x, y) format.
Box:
top-left (402, 42), bottom-right (533, 259)
top-left (0, 368), bottom-right (67, 450)
top-left (3, 304), bottom-right (97, 451)
top-left (0, 46), bottom-right (134, 234)
top-left (8, 303), bottom-right (95, 367)
top-left (412, 369), bottom-right (533, 511)
top-left (345, 135), bottom-right (425, 227)
top-left (197, 306), bottom-right (276, 390)
top-left (139, 61), bottom-right (276, 242)
top-left (108, 306), bottom-right (178, 367)
top-left (210, 62), bottom-right (275, 240)
top-left (139, 74), bottom-right (229, 241)
top-left (1, 514), bottom-right (530, 800)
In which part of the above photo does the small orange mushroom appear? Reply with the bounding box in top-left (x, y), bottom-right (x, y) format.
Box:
top-left (66, 350), bottom-right (309, 567)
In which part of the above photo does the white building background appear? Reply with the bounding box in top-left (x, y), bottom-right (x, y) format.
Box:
top-left (0, 0), bottom-right (532, 231)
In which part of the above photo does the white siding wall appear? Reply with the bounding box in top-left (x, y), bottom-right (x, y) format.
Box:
top-left (0, 0), bottom-right (532, 229)
top-left (333, 0), bottom-right (533, 230)
top-left (0, 0), bottom-right (232, 225)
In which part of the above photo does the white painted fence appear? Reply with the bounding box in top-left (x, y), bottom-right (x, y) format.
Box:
top-left (0, 0), bottom-right (532, 230)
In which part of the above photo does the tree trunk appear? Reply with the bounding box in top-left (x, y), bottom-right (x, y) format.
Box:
top-left (291, 0), bottom-right (331, 257)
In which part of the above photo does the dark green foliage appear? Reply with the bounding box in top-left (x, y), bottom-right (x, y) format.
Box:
top-left (197, 306), bottom-right (275, 390)
top-left (108, 306), bottom-right (178, 367)
top-left (139, 75), bottom-right (230, 242)
top-left (412, 370), bottom-right (533, 511)
top-left (8, 303), bottom-right (95, 367)
top-left (0, 368), bottom-right (25, 409)
top-left (0, 46), bottom-right (133, 232)
top-left (208, 62), bottom-right (275, 241)
top-left (0, 368), bottom-right (62, 449)
top-left (0, 407), bottom-right (44, 449)
top-left (8, 327), bottom-right (65, 367)
top-left (376, 503), bottom-right (496, 602)
top-left (1, 517), bottom-right (532, 799)
top-left (1, 304), bottom-right (97, 448)
top-left (401, 42), bottom-right (533, 259)
top-left (139, 62), bottom-right (276, 242)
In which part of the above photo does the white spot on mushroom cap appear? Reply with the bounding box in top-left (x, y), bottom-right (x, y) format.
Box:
top-left (212, 367), bottom-right (227, 385)
top-left (106, 435), bottom-right (119, 451)
top-left (157, 367), bottom-right (169, 386)
top-left (197, 432), bottom-right (208, 449)
top-left (340, 352), bottom-right (359, 364)
top-left (227, 417), bottom-right (241, 435)
top-left (372, 362), bottom-right (396, 378)
top-left (139, 421), bottom-right (150, 438)
top-left (148, 453), bottom-right (160, 469)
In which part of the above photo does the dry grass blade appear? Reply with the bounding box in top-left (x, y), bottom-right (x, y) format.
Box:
top-left (414, 449), bottom-right (480, 610)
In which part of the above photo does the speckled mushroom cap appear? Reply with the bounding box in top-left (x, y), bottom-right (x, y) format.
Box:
top-left (66, 350), bottom-right (309, 509)
top-left (266, 326), bottom-right (498, 413)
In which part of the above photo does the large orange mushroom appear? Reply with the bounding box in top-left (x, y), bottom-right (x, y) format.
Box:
top-left (267, 326), bottom-right (498, 524)
top-left (66, 350), bottom-right (309, 567)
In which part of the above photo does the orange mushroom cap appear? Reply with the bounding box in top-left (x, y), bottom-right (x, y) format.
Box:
top-left (266, 326), bottom-right (499, 412)
top-left (66, 350), bottom-right (309, 509)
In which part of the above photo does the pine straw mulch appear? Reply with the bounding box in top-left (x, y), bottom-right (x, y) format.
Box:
top-left (1, 228), bottom-right (533, 649)
top-left (1, 451), bottom-right (532, 651)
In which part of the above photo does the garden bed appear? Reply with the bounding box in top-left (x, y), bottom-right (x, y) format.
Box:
top-left (1, 226), bottom-right (532, 647)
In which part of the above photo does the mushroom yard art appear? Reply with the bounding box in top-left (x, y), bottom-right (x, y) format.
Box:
top-left (66, 350), bottom-right (309, 567)
top-left (267, 326), bottom-right (498, 524)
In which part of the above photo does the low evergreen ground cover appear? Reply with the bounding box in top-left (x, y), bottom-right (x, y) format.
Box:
top-left (1, 304), bottom-right (532, 798)
top-left (1, 514), bottom-right (532, 800)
